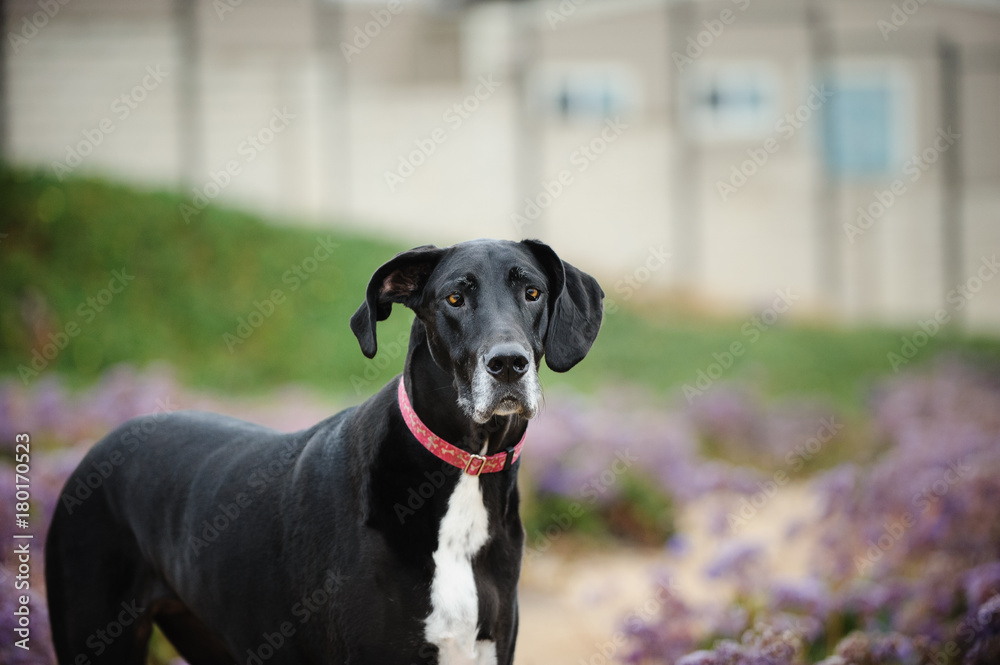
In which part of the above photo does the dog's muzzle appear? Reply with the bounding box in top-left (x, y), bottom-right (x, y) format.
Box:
top-left (460, 343), bottom-right (541, 423)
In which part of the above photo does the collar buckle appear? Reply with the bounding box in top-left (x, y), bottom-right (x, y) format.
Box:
top-left (464, 454), bottom-right (487, 476)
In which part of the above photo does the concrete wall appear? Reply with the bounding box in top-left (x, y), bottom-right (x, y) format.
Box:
top-left (5, 0), bottom-right (999, 330)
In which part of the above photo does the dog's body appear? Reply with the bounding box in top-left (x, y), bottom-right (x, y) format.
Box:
top-left (46, 239), bottom-right (603, 665)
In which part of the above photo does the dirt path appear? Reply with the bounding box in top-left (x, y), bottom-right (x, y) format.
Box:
top-left (514, 484), bottom-right (823, 664)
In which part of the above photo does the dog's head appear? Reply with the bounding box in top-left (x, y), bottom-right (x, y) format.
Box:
top-left (350, 239), bottom-right (604, 423)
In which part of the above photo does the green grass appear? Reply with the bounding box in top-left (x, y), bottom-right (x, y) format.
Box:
top-left (571, 310), bottom-right (1000, 410)
top-left (0, 169), bottom-right (412, 396)
top-left (2, 168), bottom-right (999, 410)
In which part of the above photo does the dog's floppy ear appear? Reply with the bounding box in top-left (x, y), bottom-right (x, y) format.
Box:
top-left (522, 239), bottom-right (604, 372)
top-left (350, 245), bottom-right (445, 358)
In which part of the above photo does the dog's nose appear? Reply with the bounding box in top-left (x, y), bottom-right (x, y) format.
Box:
top-left (484, 344), bottom-right (530, 383)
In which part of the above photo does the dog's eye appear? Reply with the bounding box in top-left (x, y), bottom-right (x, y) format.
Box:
top-left (446, 293), bottom-right (464, 307)
top-left (525, 287), bottom-right (540, 302)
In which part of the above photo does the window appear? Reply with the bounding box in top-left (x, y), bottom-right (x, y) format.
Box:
top-left (683, 62), bottom-right (781, 140)
top-left (533, 64), bottom-right (640, 121)
top-left (821, 65), bottom-right (910, 177)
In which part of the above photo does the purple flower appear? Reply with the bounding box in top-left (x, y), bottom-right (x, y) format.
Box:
top-left (703, 542), bottom-right (763, 581)
top-left (672, 625), bottom-right (803, 665)
top-left (676, 651), bottom-right (719, 665)
top-left (769, 577), bottom-right (831, 617)
top-left (965, 562), bottom-right (1000, 607)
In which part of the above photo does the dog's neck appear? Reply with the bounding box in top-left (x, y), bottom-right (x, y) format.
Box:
top-left (403, 320), bottom-right (528, 457)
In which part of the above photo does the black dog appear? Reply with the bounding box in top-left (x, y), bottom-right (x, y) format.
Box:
top-left (45, 239), bottom-right (603, 665)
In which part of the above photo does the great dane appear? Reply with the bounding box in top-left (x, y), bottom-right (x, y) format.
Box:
top-left (45, 238), bottom-right (604, 665)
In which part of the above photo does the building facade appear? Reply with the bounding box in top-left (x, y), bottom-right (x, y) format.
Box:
top-left (5, 0), bottom-right (1000, 329)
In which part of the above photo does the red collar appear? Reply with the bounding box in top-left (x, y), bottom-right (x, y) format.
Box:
top-left (397, 377), bottom-right (526, 476)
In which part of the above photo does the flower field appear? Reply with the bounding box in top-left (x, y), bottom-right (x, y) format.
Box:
top-left (1, 356), bottom-right (999, 664)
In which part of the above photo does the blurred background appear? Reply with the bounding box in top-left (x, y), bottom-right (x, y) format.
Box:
top-left (2, 0), bottom-right (1000, 663)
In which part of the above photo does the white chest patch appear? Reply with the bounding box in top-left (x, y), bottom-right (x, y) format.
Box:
top-left (424, 471), bottom-right (497, 665)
